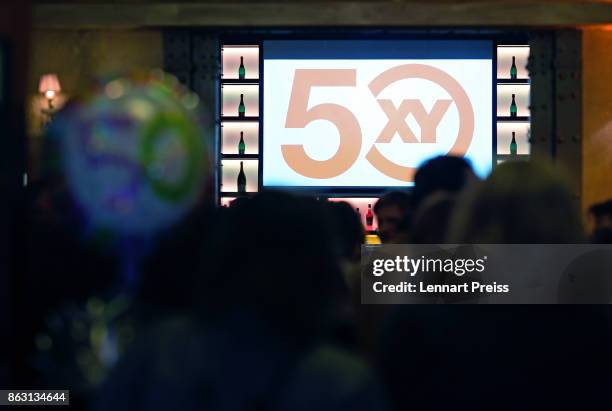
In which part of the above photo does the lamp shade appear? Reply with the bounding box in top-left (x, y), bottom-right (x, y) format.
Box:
top-left (39, 74), bottom-right (61, 94)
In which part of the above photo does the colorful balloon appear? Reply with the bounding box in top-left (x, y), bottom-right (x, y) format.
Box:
top-left (49, 71), bottom-right (210, 237)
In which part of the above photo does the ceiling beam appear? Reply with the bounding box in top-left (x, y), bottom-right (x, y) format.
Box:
top-left (33, 2), bottom-right (612, 29)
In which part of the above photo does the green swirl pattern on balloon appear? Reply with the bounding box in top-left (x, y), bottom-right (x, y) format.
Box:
top-left (140, 112), bottom-right (203, 203)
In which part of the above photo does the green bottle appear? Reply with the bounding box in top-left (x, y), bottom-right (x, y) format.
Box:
top-left (510, 131), bottom-right (517, 155)
top-left (238, 56), bottom-right (246, 80)
top-left (238, 131), bottom-right (245, 155)
top-left (238, 94), bottom-right (245, 117)
top-left (510, 56), bottom-right (518, 80)
top-left (237, 161), bottom-right (246, 194)
top-left (510, 94), bottom-right (517, 117)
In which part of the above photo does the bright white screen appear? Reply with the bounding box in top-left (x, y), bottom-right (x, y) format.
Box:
top-left (263, 41), bottom-right (493, 188)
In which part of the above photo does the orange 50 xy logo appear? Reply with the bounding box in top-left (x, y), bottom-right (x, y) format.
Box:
top-left (281, 64), bottom-right (475, 182)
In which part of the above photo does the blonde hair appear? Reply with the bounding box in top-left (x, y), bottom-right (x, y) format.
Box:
top-left (447, 161), bottom-right (585, 244)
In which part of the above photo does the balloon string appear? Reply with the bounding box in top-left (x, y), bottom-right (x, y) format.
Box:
top-left (119, 236), bottom-right (150, 294)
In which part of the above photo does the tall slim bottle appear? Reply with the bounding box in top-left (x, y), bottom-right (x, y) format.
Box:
top-left (238, 131), bottom-right (246, 155)
top-left (510, 131), bottom-right (517, 155)
top-left (510, 56), bottom-right (518, 80)
top-left (238, 94), bottom-right (246, 118)
top-left (510, 94), bottom-right (518, 117)
top-left (237, 161), bottom-right (246, 194)
top-left (366, 204), bottom-right (374, 229)
top-left (238, 56), bottom-right (246, 80)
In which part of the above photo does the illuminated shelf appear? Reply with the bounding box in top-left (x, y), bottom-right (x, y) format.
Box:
top-left (497, 116), bottom-right (530, 122)
top-left (221, 154), bottom-right (259, 159)
top-left (221, 116), bottom-right (259, 122)
top-left (497, 79), bottom-right (530, 85)
top-left (218, 41), bottom-right (261, 207)
top-left (220, 192), bottom-right (257, 197)
top-left (496, 154), bottom-right (530, 161)
top-left (221, 79), bottom-right (259, 85)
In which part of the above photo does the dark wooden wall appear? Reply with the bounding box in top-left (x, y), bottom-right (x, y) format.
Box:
top-left (530, 30), bottom-right (583, 201)
top-left (163, 31), bottom-right (219, 202)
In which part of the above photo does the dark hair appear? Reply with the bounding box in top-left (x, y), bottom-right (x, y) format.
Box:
top-left (592, 228), bottom-right (612, 244)
top-left (589, 199), bottom-right (612, 218)
top-left (411, 193), bottom-right (455, 244)
top-left (198, 191), bottom-right (346, 345)
top-left (373, 191), bottom-right (414, 235)
top-left (374, 188), bottom-right (412, 214)
top-left (380, 305), bottom-right (612, 410)
top-left (227, 196), bottom-right (251, 209)
top-left (138, 205), bottom-right (214, 311)
top-left (324, 201), bottom-right (364, 262)
top-left (413, 155), bottom-right (475, 208)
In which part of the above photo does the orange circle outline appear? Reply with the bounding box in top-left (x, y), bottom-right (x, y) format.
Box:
top-left (366, 64), bottom-right (475, 182)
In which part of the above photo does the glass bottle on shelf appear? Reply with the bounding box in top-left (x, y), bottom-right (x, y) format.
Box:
top-left (239, 56), bottom-right (246, 80)
top-left (510, 94), bottom-right (517, 117)
top-left (238, 131), bottom-right (246, 155)
top-left (238, 94), bottom-right (246, 117)
top-left (510, 131), bottom-right (517, 155)
top-left (237, 161), bottom-right (246, 194)
top-left (510, 56), bottom-right (518, 80)
top-left (366, 204), bottom-right (374, 229)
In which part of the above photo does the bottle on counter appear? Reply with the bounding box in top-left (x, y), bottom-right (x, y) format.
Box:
top-left (510, 131), bottom-right (518, 155)
top-left (239, 56), bottom-right (246, 80)
top-left (238, 94), bottom-right (246, 117)
top-left (366, 204), bottom-right (374, 229)
top-left (238, 131), bottom-right (246, 155)
top-left (237, 161), bottom-right (246, 194)
top-left (510, 56), bottom-right (518, 80)
top-left (510, 94), bottom-right (517, 117)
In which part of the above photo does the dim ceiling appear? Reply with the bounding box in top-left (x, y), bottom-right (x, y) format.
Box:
top-left (33, 1), bottom-right (612, 28)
